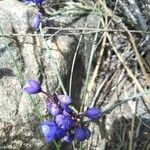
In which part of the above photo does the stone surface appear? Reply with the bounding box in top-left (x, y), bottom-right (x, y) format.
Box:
top-left (0, 0), bottom-right (77, 149)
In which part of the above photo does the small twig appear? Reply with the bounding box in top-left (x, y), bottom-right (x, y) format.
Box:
top-left (81, 18), bottom-right (101, 111)
top-left (69, 34), bottom-right (83, 97)
top-left (106, 32), bottom-right (150, 104)
top-left (69, 18), bottom-right (90, 97)
top-left (133, 116), bottom-right (142, 150)
top-left (2, 28), bottom-right (150, 37)
top-left (90, 75), bottom-right (110, 108)
top-left (137, 114), bottom-right (150, 130)
top-left (84, 90), bottom-right (150, 134)
top-left (129, 87), bottom-right (138, 150)
top-left (121, 25), bottom-right (150, 87)
top-left (85, 29), bottom-right (107, 107)
top-left (39, 24), bottom-right (67, 95)
top-left (103, 89), bottom-right (150, 114)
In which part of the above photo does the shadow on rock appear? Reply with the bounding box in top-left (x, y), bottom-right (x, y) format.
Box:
top-left (0, 68), bottom-right (14, 79)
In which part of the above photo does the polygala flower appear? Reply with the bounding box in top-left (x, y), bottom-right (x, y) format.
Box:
top-left (85, 107), bottom-right (102, 119)
top-left (62, 105), bottom-right (73, 116)
top-left (33, 0), bottom-right (44, 5)
top-left (57, 94), bottom-right (72, 105)
top-left (40, 121), bottom-right (66, 142)
top-left (24, 0), bottom-right (44, 5)
top-left (55, 128), bottom-right (67, 139)
top-left (75, 127), bottom-right (91, 142)
top-left (23, 80), bottom-right (42, 94)
top-left (55, 114), bottom-right (74, 130)
top-left (32, 14), bottom-right (41, 30)
top-left (47, 102), bottom-right (62, 116)
top-left (23, 0), bottom-right (105, 142)
top-left (23, 80), bottom-right (103, 143)
top-left (40, 121), bottom-right (58, 143)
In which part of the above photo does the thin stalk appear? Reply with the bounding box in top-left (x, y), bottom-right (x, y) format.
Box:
top-left (2, 28), bottom-right (150, 37)
top-left (69, 35), bottom-right (83, 97)
top-left (84, 89), bottom-right (150, 125)
top-left (29, 95), bottom-right (43, 120)
top-left (82, 18), bottom-right (101, 108)
top-left (69, 3), bottom-right (98, 97)
top-left (103, 89), bottom-right (150, 114)
top-left (39, 25), bottom-right (67, 149)
top-left (79, 142), bottom-right (83, 150)
top-left (90, 75), bottom-right (109, 107)
top-left (53, 140), bottom-right (60, 150)
top-left (39, 24), bottom-right (67, 95)
top-left (129, 101), bottom-right (138, 150)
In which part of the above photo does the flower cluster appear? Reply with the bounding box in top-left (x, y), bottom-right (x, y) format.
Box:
top-left (23, 80), bottom-right (103, 143)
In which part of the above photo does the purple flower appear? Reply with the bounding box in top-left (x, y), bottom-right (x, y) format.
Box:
top-left (62, 105), bottom-right (73, 115)
top-left (24, 0), bottom-right (34, 4)
top-left (63, 134), bottom-right (74, 143)
top-left (75, 127), bottom-right (91, 142)
top-left (32, 14), bottom-right (41, 30)
top-left (47, 102), bottom-right (62, 116)
top-left (24, 0), bottom-right (44, 5)
top-left (23, 80), bottom-right (42, 94)
top-left (55, 128), bottom-right (67, 139)
top-left (33, 0), bottom-right (43, 5)
top-left (84, 127), bottom-right (91, 140)
top-left (55, 114), bottom-right (74, 130)
top-left (40, 121), bottom-right (67, 142)
top-left (85, 107), bottom-right (102, 119)
top-left (57, 94), bottom-right (72, 105)
top-left (40, 121), bottom-right (58, 143)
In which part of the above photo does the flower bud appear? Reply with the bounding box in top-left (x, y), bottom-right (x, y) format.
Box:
top-left (23, 80), bottom-right (42, 94)
top-left (25, 0), bottom-right (44, 5)
top-left (32, 14), bottom-right (40, 30)
top-left (62, 105), bottom-right (73, 115)
top-left (55, 128), bottom-right (66, 139)
top-left (75, 127), bottom-right (91, 142)
top-left (84, 127), bottom-right (91, 140)
top-left (85, 107), bottom-right (102, 119)
top-left (57, 94), bottom-right (72, 105)
top-left (47, 102), bottom-right (62, 116)
top-left (55, 114), bottom-right (74, 130)
top-left (33, 0), bottom-right (43, 5)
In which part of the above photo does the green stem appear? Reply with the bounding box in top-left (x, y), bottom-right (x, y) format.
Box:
top-left (82, 18), bottom-right (101, 109)
top-left (69, 35), bottom-right (83, 97)
top-left (79, 142), bottom-right (83, 150)
top-left (39, 24), bottom-right (67, 95)
top-left (53, 140), bottom-right (60, 150)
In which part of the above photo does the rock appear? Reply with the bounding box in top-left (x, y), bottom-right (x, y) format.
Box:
top-left (0, 0), bottom-right (77, 149)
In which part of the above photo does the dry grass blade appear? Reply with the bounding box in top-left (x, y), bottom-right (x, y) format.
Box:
top-left (121, 25), bottom-right (150, 87)
top-left (81, 17), bottom-right (101, 111)
top-left (2, 28), bottom-right (150, 37)
top-left (106, 32), bottom-right (150, 104)
top-left (85, 32), bottom-right (107, 107)
top-left (128, 87), bottom-right (138, 150)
